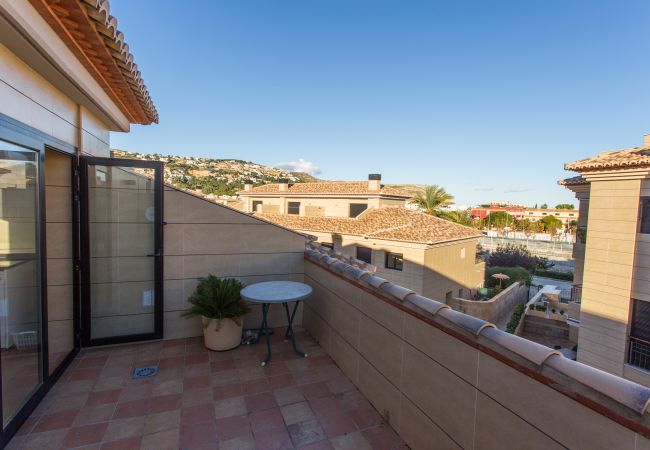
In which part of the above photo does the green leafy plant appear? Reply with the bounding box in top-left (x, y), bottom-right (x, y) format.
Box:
top-left (182, 276), bottom-right (250, 330)
top-left (506, 304), bottom-right (526, 333)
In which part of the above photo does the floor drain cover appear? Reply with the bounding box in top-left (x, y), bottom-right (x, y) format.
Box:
top-left (132, 365), bottom-right (158, 379)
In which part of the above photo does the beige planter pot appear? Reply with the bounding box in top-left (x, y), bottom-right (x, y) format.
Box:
top-left (201, 317), bottom-right (243, 351)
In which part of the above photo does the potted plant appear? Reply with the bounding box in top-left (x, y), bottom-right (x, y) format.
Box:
top-left (183, 276), bottom-right (250, 351)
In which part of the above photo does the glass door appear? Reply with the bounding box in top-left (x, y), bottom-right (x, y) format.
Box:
top-left (0, 140), bottom-right (42, 427)
top-left (80, 157), bottom-right (163, 345)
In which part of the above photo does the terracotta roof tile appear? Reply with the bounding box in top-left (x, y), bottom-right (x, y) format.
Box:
top-left (558, 175), bottom-right (588, 186)
top-left (239, 182), bottom-right (411, 197)
top-left (256, 207), bottom-right (482, 245)
top-left (565, 145), bottom-right (650, 172)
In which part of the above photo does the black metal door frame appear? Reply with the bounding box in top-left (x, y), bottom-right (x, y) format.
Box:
top-left (79, 156), bottom-right (164, 346)
top-left (0, 113), bottom-right (80, 448)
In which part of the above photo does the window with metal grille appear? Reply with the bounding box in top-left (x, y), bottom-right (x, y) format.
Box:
top-left (628, 299), bottom-right (650, 370)
top-left (252, 201), bottom-right (262, 212)
top-left (349, 203), bottom-right (368, 218)
top-left (356, 246), bottom-right (372, 264)
top-left (385, 252), bottom-right (403, 271)
top-left (287, 202), bottom-right (300, 215)
top-left (640, 199), bottom-right (650, 234)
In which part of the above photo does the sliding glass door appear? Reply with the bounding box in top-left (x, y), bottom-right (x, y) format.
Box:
top-left (0, 140), bottom-right (42, 427)
top-left (81, 157), bottom-right (163, 346)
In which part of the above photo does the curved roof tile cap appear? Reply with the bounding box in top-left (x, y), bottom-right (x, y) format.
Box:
top-left (404, 293), bottom-right (449, 316)
top-left (30, 0), bottom-right (158, 124)
top-left (545, 354), bottom-right (650, 414)
top-left (379, 283), bottom-right (415, 301)
top-left (482, 327), bottom-right (560, 366)
top-left (438, 307), bottom-right (494, 336)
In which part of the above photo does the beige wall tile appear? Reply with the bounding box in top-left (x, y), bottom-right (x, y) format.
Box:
top-left (330, 330), bottom-right (359, 384)
top-left (403, 313), bottom-right (478, 385)
top-left (358, 317), bottom-right (402, 387)
top-left (47, 284), bottom-right (73, 321)
top-left (396, 395), bottom-right (459, 450)
top-left (401, 344), bottom-right (476, 449)
top-left (357, 358), bottom-right (400, 429)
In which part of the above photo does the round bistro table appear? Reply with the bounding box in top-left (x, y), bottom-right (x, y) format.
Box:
top-left (240, 281), bottom-right (313, 366)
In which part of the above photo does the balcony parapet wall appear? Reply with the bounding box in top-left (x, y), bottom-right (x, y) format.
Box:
top-left (303, 242), bottom-right (650, 449)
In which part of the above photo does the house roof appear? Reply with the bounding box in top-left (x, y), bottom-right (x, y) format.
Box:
top-left (239, 182), bottom-right (411, 198)
top-left (558, 175), bottom-right (589, 186)
top-left (565, 145), bottom-right (650, 172)
top-left (29, 0), bottom-right (158, 124)
top-left (255, 207), bottom-right (482, 245)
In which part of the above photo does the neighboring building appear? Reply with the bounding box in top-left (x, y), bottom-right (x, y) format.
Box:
top-left (561, 134), bottom-right (650, 387)
top-left (238, 174), bottom-right (411, 216)
top-left (471, 203), bottom-right (579, 228)
top-left (257, 207), bottom-right (485, 301)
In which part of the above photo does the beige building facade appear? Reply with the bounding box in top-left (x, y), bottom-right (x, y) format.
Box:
top-left (562, 135), bottom-right (650, 387)
top-left (239, 175), bottom-right (409, 216)
top-left (257, 207), bottom-right (485, 303)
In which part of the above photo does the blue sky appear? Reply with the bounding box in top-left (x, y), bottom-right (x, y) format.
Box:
top-left (111, 0), bottom-right (650, 207)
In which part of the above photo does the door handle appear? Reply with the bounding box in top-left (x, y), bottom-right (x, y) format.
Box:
top-left (146, 251), bottom-right (162, 257)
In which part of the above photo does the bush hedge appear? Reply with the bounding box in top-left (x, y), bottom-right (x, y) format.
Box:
top-left (506, 304), bottom-right (526, 333)
top-left (534, 269), bottom-right (573, 281)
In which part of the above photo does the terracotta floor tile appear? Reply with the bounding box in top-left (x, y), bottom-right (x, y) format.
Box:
top-left (144, 410), bottom-right (181, 435)
top-left (73, 404), bottom-right (116, 426)
top-left (185, 363), bottom-right (210, 377)
top-left (114, 399), bottom-right (150, 419)
top-left (153, 379), bottom-right (184, 397)
top-left (319, 413), bottom-right (357, 439)
top-left (181, 403), bottom-right (215, 426)
top-left (180, 421), bottom-right (217, 449)
top-left (268, 373), bottom-right (296, 390)
top-left (186, 353), bottom-right (209, 365)
top-left (214, 397), bottom-right (247, 419)
top-left (273, 385), bottom-right (306, 406)
top-left (183, 387), bottom-right (214, 407)
top-left (349, 407), bottom-right (382, 430)
top-left (287, 418), bottom-right (326, 447)
top-left (103, 416), bottom-right (145, 442)
top-left (159, 356), bottom-right (185, 370)
top-left (243, 378), bottom-right (269, 395)
top-left (61, 422), bottom-right (109, 448)
top-left (67, 367), bottom-right (103, 382)
top-left (214, 415), bottom-right (250, 440)
top-left (309, 396), bottom-right (344, 419)
top-left (299, 440), bottom-right (334, 450)
top-left (140, 428), bottom-right (179, 450)
top-left (210, 360), bottom-right (236, 373)
top-left (253, 426), bottom-right (293, 450)
top-left (149, 393), bottom-right (182, 413)
top-left (101, 436), bottom-right (142, 450)
top-left (183, 375), bottom-right (211, 391)
top-left (212, 383), bottom-right (242, 401)
top-left (301, 382), bottom-right (330, 400)
top-left (330, 431), bottom-right (372, 450)
top-left (361, 425), bottom-right (408, 450)
top-left (86, 389), bottom-right (122, 406)
top-left (263, 361), bottom-right (290, 377)
top-left (33, 410), bottom-right (77, 432)
top-left (249, 407), bottom-right (285, 434)
top-left (21, 429), bottom-right (68, 450)
top-left (244, 391), bottom-right (277, 412)
top-left (281, 401), bottom-right (315, 426)
top-left (217, 433), bottom-right (255, 450)
top-left (77, 355), bottom-right (109, 369)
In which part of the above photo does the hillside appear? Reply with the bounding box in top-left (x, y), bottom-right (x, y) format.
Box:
top-left (111, 149), bottom-right (319, 196)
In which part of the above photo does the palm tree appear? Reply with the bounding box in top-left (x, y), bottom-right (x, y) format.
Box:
top-left (411, 185), bottom-right (454, 216)
top-left (439, 210), bottom-right (474, 226)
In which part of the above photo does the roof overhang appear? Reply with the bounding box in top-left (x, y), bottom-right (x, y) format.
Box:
top-left (1, 0), bottom-right (157, 129)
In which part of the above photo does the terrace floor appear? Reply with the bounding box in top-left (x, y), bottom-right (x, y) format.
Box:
top-left (7, 329), bottom-right (407, 450)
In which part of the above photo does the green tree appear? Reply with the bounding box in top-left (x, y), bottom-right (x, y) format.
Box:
top-left (483, 211), bottom-right (513, 229)
top-left (540, 203), bottom-right (548, 209)
top-left (439, 210), bottom-right (474, 226)
top-left (539, 215), bottom-right (562, 234)
top-left (555, 203), bottom-right (575, 209)
top-left (411, 185), bottom-right (454, 216)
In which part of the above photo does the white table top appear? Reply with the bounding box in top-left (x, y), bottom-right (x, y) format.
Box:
top-left (240, 281), bottom-right (313, 304)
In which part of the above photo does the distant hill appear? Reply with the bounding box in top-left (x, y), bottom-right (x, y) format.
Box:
top-left (111, 149), bottom-right (320, 196)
